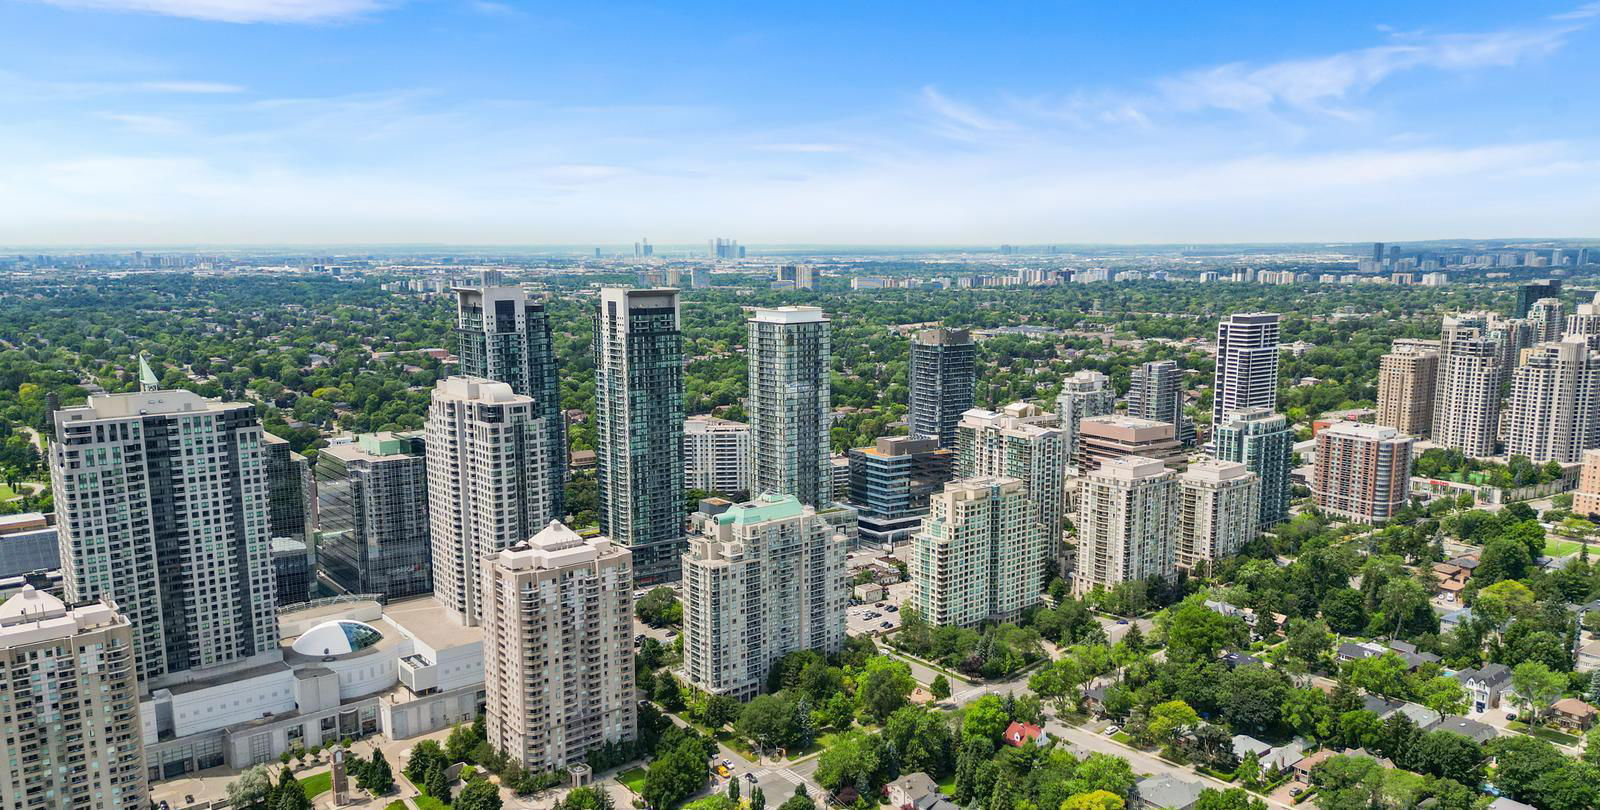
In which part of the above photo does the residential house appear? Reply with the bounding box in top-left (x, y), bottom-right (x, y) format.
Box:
top-left (1432, 561), bottom-right (1469, 602)
top-left (1439, 607), bottom-right (1474, 634)
top-left (1292, 750), bottom-right (1337, 783)
top-left (1232, 735), bottom-right (1305, 774)
top-left (1083, 685), bottom-right (1109, 717)
top-left (1431, 715), bottom-right (1497, 744)
top-left (1136, 775), bottom-right (1206, 810)
top-left (1004, 721), bottom-right (1046, 747)
top-left (1389, 702), bottom-right (1442, 730)
top-left (1222, 651), bottom-right (1264, 669)
top-left (888, 773), bottom-right (943, 810)
top-left (1489, 799), bottom-right (1537, 810)
top-left (1551, 698), bottom-right (1599, 731)
top-left (1455, 664), bottom-right (1512, 712)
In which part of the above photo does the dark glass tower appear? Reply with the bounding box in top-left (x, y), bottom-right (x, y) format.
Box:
top-left (455, 281), bottom-right (566, 518)
top-left (908, 327), bottom-right (976, 449)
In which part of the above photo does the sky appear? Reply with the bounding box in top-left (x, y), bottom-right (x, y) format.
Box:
top-left (1, 0), bottom-right (1598, 246)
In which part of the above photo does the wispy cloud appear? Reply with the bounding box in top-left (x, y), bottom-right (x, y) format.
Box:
top-left (920, 85), bottom-right (1012, 141)
top-left (1552, 2), bottom-right (1600, 20)
top-left (30, 0), bottom-right (387, 24)
top-left (134, 80), bottom-right (244, 94)
top-left (97, 112), bottom-right (187, 134)
top-left (752, 142), bottom-right (852, 153)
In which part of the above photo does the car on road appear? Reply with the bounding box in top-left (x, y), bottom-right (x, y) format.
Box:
top-left (1116, 619), bottom-right (1128, 625)
top-left (1290, 788), bottom-right (1303, 797)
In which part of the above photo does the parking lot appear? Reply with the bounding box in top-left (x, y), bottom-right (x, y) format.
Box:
top-left (847, 599), bottom-right (902, 636)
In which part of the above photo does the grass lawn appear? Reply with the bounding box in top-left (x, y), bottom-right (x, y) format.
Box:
top-left (1509, 720), bottom-right (1581, 746)
top-left (717, 731), bottom-right (756, 761)
top-left (0, 484), bottom-right (17, 501)
top-left (384, 803), bottom-right (408, 810)
top-left (618, 767), bottom-right (649, 795)
top-left (1544, 538), bottom-right (1584, 556)
top-left (936, 773), bottom-right (957, 797)
top-left (300, 771), bottom-right (332, 800)
top-left (414, 794), bottom-right (449, 810)
top-left (1111, 732), bottom-right (1133, 745)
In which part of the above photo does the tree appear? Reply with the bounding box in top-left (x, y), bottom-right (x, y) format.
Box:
top-left (1511, 661), bottom-right (1565, 725)
top-left (1282, 619), bottom-right (1334, 674)
top-left (1030, 658), bottom-right (1087, 713)
top-left (751, 787), bottom-right (767, 810)
top-left (1192, 788), bottom-right (1266, 810)
top-left (637, 587), bottom-right (682, 626)
top-left (961, 695), bottom-right (1011, 747)
top-left (1161, 597), bottom-right (1248, 664)
top-left (728, 776), bottom-right (741, 801)
top-left (930, 674), bottom-right (951, 701)
top-left (360, 749), bottom-right (395, 794)
top-left (1335, 710), bottom-right (1383, 751)
top-left (1413, 676), bottom-right (1468, 716)
top-left (277, 788), bottom-right (312, 810)
top-left (1147, 700), bottom-right (1200, 749)
top-left (1061, 790), bottom-right (1125, 810)
top-left (1281, 687), bottom-right (1333, 741)
top-left (426, 762), bottom-right (452, 805)
top-left (989, 774), bottom-right (1018, 810)
top-left (857, 657), bottom-right (916, 723)
top-left (645, 736), bottom-right (709, 810)
top-left (275, 768), bottom-right (303, 810)
top-left (814, 731), bottom-right (884, 795)
top-left (1486, 736), bottom-right (1568, 804)
top-left (1220, 666), bottom-right (1288, 733)
top-left (406, 739), bottom-right (444, 785)
top-left (883, 706), bottom-right (956, 778)
top-left (446, 723), bottom-right (481, 765)
top-left (1347, 653), bottom-right (1409, 700)
top-left (1404, 731), bottom-right (1486, 786)
top-left (226, 765), bottom-right (277, 810)
top-left (1235, 752), bottom-right (1262, 790)
top-left (1066, 753), bottom-right (1136, 799)
top-left (737, 694), bottom-right (799, 752)
top-left (561, 787), bottom-right (616, 810)
top-left (778, 796), bottom-right (815, 810)
top-left (456, 779), bottom-right (503, 810)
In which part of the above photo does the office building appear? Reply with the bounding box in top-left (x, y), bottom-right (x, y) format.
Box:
top-left (1312, 422), bottom-right (1413, 523)
top-left (748, 307), bottom-right (832, 506)
top-left (684, 416), bottom-right (753, 496)
top-left (956, 403), bottom-right (1066, 564)
top-left (316, 432), bottom-right (432, 599)
top-left (908, 327), bottom-right (977, 448)
top-left (1506, 338), bottom-right (1600, 463)
top-left (51, 389), bottom-right (279, 686)
top-left (1433, 313), bottom-right (1506, 457)
top-left (1128, 360), bottom-right (1195, 445)
top-left (0, 589), bottom-right (147, 810)
top-left (778, 264), bottom-right (816, 290)
top-left (595, 288), bottom-right (687, 585)
top-left (1076, 415), bottom-right (1186, 473)
top-left (0, 512), bottom-right (58, 578)
top-left (263, 433), bottom-right (315, 605)
top-left (681, 493), bottom-right (847, 698)
top-left (710, 238), bottom-right (741, 259)
top-left (481, 522), bottom-right (635, 773)
top-left (1530, 298), bottom-right (1567, 344)
top-left (692, 267), bottom-right (711, 289)
top-left (909, 477), bottom-right (1044, 626)
top-left (1073, 457), bottom-right (1177, 596)
top-left (426, 376), bottom-right (554, 626)
top-left (1212, 407), bottom-right (1293, 528)
top-left (847, 435), bottom-right (954, 547)
top-left (1056, 370), bottom-right (1117, 470)
top-left (455, 281), bottom-right (565, 518)
top-left (1212, 313), bottom-right (1281, 425)
top-left (1376, 340), bottom-right (1440, 437)
top-left (1175, 460), bottom-right (1260, 573)
top-left (1515, 279), bottom-right (1562, 318)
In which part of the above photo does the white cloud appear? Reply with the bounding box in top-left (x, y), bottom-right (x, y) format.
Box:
top-left (97, 112), bottom-right (187, 134)
top-left (752, 143), bottom-right (853, 153)
top-left (32, 0), bottom-right (385, 23)
top-left (1552, 2), bottom-right (1600, 21)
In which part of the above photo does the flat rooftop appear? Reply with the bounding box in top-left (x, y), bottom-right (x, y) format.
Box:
top-left (381, 596), bottom-right (483, 650)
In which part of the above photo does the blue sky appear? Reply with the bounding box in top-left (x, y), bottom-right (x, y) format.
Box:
top-left (2, 0), bottom-right (1597, 245)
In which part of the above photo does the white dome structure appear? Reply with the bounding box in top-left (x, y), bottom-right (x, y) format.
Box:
top-left (291, 620), bottom-right (384, 658)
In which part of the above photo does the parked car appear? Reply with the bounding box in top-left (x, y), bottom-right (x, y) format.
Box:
top-left (1104, 725), bottom-right (1120, 735)
top-left (880, 621), bottom-right (892, 628)
top-left (885, 605), bottom-right (898, 612)
top-left (1290, 788), bottom-right (1303, 797)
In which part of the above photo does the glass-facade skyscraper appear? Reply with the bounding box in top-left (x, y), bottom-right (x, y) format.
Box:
top-left (908, 327), bottom-right (975, 449)
top-left (748, 307), bottom-right (833, 507)
top-left (455, 281), bottom-right (566, 519)
top-left (595, 288), bottom-right (687, 585)
top-left (1212, 406), bottom-right (1293, 528)
top-left (316, 431), bottom-right (432, 599)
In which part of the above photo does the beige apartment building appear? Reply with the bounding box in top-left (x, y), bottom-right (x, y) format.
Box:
top-left (0, 588), bottom-right (147, 810)
top-left (1575, 449), bottom-right (1600, 517)
top-left (681, 493), bottom-right (847, 699)
top-left (480, 522), bottom-right (635, 773)
top-left (1175, 460), bottom-right (1260, 573)
top-left (1376, 339), bottom-right (1439, 436)
top-left (956, 403), bottom-right (1066, 566)
top-left (1506, 337), bottom-right (1600, 463)
top-left (1073, 457), bottom-right (1177, 596)
top-left (1075, 415), bottom-right (1187, 473)
top-left (910, 477), bottom-right (1044, 626)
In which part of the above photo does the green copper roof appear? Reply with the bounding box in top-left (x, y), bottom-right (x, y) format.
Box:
top-left (138, 355), bottom-right (159, 388)
top-left (718, 492), bottom-right (805, 525)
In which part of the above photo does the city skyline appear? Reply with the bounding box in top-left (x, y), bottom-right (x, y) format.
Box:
top-left (3, 2), bottom-right (1600, 244)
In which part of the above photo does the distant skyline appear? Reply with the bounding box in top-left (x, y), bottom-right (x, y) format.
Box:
top-left (3, 1), bottom-right (1598, 245)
